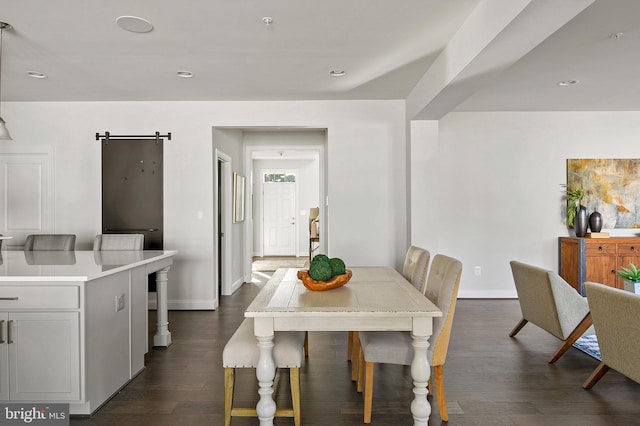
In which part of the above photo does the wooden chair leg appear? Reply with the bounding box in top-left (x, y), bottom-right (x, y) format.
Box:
top-left (364, 361), bottom-right (374, 424)
top-left (347, 331), bottom-right (353, 361)
top-left (433, 365), bottom-right (448, 421)
top-left (290, 368), bottom-right (301, 426)
top-left (549, 313), bottom-right (592, 363)
top-left (509, 318), bottom-right (528, 337)
top-left (224, 368), bottom-right (234, 426)
top-left (357, 346), bottom-right (365, 392)
top-left (351, 332), bottom-right (360, 381)
top-left (583, 362), bottom-right (610, 389)
top-left (304, 331), bottom-right (309, 358)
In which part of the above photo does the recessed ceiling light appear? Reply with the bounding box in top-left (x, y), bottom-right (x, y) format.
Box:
top-left (25, 71), bottom-right (47, 79)
top-left (262, 17), bottom-right (273, 26)
top-left (176, 71), bottom-right (193, 78)
top-left (329, 70), bottom-right (346, 77)
top-left (558, 80), bottom-right (579, 86)
top-left (116, 16), bottom-right (154, 33)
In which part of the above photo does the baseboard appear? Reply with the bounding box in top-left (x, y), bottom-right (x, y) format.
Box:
top-left (458, 289), bottom-right (517, 298)
top-left (147, 293), bottom-right (217, 310)
top-left (230, 278), bottom-right (244, 294)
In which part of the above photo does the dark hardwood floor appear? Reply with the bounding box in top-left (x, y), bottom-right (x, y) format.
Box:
top-left (71, 270), bottom-right (640, 425)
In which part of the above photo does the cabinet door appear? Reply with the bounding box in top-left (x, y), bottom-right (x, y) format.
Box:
top-left (585, 255), bottom-right (618, 287)
top-left (618, 254), bottom-right (640, 289)
top-left (8, 312), bottom-right (80, 401)
top-left (0, 313), bottom-right (8, 401)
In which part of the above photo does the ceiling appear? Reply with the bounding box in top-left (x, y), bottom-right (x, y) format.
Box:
top-left (0, 0), bottom-right (638, 115)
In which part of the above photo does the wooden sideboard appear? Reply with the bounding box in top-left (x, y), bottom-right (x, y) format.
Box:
top-left (559, 236), bottom-right (640, 295)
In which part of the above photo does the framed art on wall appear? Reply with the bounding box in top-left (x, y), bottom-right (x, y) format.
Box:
top-left (567, 158), bottom-right (640, 229)
top-left (233, 172), bottom-right (245, 223)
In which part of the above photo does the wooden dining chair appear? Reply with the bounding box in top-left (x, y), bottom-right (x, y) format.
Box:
top-left (357, 254), bottom-right (462, 423)
top-left (223, 318), bottom-right (305, 426)
top-left (347, 247), bottom-right (431, 369)
top-left (93, 233), bottom-right (144, 250)
top-left (402, 245), bottom-right (431, 294)
top-left (347, 246), bottom-right (430, 379)
top-left (24, 234), bottom-right (76, 251)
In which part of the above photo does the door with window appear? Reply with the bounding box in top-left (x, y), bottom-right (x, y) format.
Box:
top-left (263, 172), bottom-right (296, 256)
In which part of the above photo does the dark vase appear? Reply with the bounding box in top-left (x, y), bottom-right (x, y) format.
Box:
top-left (574, 205), bottom-right (588, 237)
top-left (589, 211), bottom-right (603, 233)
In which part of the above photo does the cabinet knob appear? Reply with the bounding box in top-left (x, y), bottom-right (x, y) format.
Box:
top-left (632, 246), bottom-right (636, 251)
top-left (598, 246), bottom-right (603, 251)
top-left (612, 269), bottom-right (616, 274)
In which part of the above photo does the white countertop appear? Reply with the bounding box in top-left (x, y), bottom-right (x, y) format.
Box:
top-left (0, 250), bottom-right (177, 282)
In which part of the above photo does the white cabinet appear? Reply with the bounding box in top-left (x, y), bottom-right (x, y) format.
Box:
top-left (0, 312), bottom-right (80, 401)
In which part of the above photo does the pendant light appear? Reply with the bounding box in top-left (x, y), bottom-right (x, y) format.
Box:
top-left (0, 22), bottom-right (12, 140)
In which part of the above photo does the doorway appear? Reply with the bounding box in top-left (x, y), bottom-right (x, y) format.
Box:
top-left (262, 171), bottom-right (297, 256)
top-left (214, 150), bottom-right (232, 298)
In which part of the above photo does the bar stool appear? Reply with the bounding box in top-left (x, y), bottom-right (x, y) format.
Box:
top-left (223, 318), bottom-right (305, 426)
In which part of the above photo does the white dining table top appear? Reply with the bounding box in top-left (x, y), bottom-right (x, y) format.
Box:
top-left (246, 266), bottom-right (441, 318)
top-left (0, 250), bottom-right (177, 282)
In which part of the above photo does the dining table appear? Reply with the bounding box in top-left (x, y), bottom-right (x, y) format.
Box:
top-left (245, 266), bottom-right (442, 425)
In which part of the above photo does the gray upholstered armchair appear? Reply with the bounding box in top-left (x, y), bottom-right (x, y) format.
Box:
top-left (509, 260), bottom-right (594, 363)
top-left (583, 282), bottom-right (640, 389)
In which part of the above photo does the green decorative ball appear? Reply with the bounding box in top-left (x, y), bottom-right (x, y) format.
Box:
top-left (309, 259), bottom-right (333, 281)
top-left (328, 258), bottom-right (346, 276)
top-left (312, 254), bottom-right (330, 264)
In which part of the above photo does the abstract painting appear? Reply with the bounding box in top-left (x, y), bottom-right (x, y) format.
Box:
top-left (567, 159), bottom-right (640, 229)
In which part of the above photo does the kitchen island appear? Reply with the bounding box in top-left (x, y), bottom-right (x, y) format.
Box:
top-left (0, 249), bottom-right (176, 415)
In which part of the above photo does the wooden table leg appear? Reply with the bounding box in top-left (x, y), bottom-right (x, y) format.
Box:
top-left (255, 321), bottom-right (276, 426)
top-left (410, 334), bottom-right (431, 426)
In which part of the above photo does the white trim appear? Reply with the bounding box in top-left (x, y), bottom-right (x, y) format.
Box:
top-left (458, 290), bottom-right (518, 299)
top-left (214, 149), bottom-right (233, 297)
top-left (148, 296), bottom-right (218, 310)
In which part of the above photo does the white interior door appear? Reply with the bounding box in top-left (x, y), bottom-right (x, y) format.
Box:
top-left (263, 182), bottom-right (296, 256)
top-left (0, 149), bottom-right (53, 248)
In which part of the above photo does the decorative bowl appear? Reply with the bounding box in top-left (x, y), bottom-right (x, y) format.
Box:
top-left (297, 269), bottom-right (352, 291)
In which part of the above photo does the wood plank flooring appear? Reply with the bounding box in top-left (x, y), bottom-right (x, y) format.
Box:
top-left (71, 270), bottom-right (640, 425)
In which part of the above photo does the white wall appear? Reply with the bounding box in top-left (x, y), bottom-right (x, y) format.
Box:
top-left (411, 111), bottom-right (640, 298)
top-left (2, 100), bottom-right (407, 309)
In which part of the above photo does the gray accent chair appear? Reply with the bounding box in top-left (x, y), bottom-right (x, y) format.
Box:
top-left (583, 282), bottom-right (640, 389)
top-left (357, 254), bottom-right (462, 423)
top-left (509, 260), bottom-right (594, 363)
top-left (24, 234), bottom-right (76, 251)
top-left (402, 245), bottom-right (431, 294)
top-left (223, 318), bottom-right (305, 426)
top-left (93, 234), bottom-right (144, 250)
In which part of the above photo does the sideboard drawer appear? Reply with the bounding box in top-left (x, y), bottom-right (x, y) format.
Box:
top-left (0, 286), bottom-right (79, 309)
top-left (618, 243), bottom-right (640, 255)
top-left (585, 243), bottom-right (617, 255)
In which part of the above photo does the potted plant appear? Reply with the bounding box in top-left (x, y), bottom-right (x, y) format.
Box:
top-left (618, 262), bottom-right (640, 294)
top-left (563, 184), bottom-right (585, 227)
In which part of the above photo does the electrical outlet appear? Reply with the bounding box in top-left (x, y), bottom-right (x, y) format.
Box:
top-left (474, 266), bottom-right (481, 276)
top-left (115, 294), bottom-right (125, 312)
